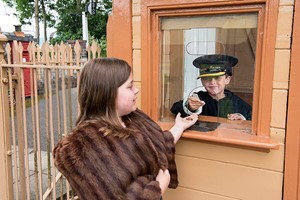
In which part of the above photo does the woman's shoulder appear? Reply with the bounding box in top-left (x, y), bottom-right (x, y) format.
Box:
top-left (56, 121), bottom-right (104, 148)
top-left (129, 109), bottom-right (151, 121)
top-left (127, 109), bottom-right (162, 131)
top-left (53, 121), bottom-right (107, 162)
top-left (66, 121), bottom-right (100, 137)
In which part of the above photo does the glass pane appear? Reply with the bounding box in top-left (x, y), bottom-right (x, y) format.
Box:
top-left (160, 13), bottom-right (257, 130)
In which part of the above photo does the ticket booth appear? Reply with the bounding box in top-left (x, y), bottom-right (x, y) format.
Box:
top-left (107, 0), bottom-right (300, 199)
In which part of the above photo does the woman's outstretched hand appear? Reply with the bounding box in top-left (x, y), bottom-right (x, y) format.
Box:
top-left (175, 113), bottom-right (198, 130)
top-left (169, 113), bottom-right (198, 143)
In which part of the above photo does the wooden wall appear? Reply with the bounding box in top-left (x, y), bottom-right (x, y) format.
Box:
top-left (165, 139), bottom-right (284, 199)
top-left (283, 0), bottom-right (300, 199)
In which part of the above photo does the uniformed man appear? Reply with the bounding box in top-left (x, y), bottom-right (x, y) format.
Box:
top-left (170, 54), bottom-right (252, 120)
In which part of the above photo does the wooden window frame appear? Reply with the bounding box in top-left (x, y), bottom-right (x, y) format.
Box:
top-left (141, 0), bottom-right (279, 150)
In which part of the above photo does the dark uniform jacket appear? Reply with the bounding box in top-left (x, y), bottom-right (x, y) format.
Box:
top-left (171, 89), bottom-right (252, 120)
top-left (54, 109), bottom-right (177, 200)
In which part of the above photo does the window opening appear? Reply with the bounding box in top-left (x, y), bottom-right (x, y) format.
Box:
top-left (160, 12), bottom-right (257, 134)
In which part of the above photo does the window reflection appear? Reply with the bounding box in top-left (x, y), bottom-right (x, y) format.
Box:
top-left (160, 13), bottom-right (257, 125)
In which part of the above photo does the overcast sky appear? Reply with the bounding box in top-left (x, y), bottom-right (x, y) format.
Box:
top-left (0, 0), bottom-right (56, 43)
top-left (0, 0), bottom-right (25, 32)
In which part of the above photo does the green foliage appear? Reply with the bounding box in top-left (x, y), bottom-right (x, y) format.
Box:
top-left (3, 0), bottom-right (56, 26)
top-left (3, 0), bottom-right (111, 56)
top-left (50, 0), bottom-right (111, 56)
top-left (88, 34), bottom-right (107, 57)
top-left (99, 35), bottom-right (107, 57)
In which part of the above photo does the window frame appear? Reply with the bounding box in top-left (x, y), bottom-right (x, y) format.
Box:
top-left (141, 0), bottom-right (279, 150)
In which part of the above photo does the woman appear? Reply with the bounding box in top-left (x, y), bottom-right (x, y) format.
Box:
top-left (53, 58), bottom-right (197, 200)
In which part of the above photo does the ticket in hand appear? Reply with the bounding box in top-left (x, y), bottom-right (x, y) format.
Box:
top-left (191, 93), bottom-right (200, 100)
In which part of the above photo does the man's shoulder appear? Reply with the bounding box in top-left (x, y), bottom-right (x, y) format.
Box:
top-left (224, 89), bottom-right (240, 99)
top-left (225, 90), bottom-right (250, 104)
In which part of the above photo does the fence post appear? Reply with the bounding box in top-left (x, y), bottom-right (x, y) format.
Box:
top-left (0, 32), bottom-right (13, 200)
top-left (0, 32), bottom-right (7, 63)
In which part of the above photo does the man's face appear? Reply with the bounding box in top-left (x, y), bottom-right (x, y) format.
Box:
top-left (200, 75), bottom-right (231, 99)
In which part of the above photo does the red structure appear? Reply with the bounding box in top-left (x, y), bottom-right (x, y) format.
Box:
top-left (3, 27), bottom-right (34, 97)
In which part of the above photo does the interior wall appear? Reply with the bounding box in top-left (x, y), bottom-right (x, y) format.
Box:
top-left (169, 30), bottom-right (184, 110)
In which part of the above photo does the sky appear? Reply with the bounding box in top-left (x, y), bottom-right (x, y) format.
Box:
top-left (0, 0), bottom-right (26, 32)
top-left (0, 0), bottom-right (56, 43)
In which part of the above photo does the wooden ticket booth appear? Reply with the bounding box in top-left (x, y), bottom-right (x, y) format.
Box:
top-left (107, 0), bottom-right (300, 199)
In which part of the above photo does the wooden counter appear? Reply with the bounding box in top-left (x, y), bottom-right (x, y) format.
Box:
top-left (158, 116), bottom-right (280, 151)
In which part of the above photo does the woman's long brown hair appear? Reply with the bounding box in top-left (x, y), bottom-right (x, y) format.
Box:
top-left (76, 58), bottom-right (132, 137)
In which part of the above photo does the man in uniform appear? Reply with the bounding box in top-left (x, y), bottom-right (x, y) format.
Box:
top-left (170, 54), bottom-right (252, 120)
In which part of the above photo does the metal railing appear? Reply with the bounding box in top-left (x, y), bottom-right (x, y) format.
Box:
top-left (0, 40), bottom-right (100, 200)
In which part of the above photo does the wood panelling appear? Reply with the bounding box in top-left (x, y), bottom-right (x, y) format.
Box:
top-left (275, 6), bottom-right (294, 48)
top-left (133, 16), bottom-right (141, 49)
top-left (106, 0), bottom-right (132, 64)
top-left (273, 50), bottom-right (290, 89)
top-left (164, 187), bottom-right (237, 200)
top-left (168, 154), bottom-right (283, 200)
top-left (271, 90), bottom-right (288, 129)
top-left (133, 50), bottom-right (142, 82)
top-left (283, 0), bottom-right (300, 199)
top-left (270, 127), bottom-right (286, 144)
top-left (176, 138), bottom-right (284, 171)
top-left (168, 30), bottom-right (184, 108)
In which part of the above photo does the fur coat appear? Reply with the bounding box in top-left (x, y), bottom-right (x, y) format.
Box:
top-left (53, 109), bottom-right (178, 200)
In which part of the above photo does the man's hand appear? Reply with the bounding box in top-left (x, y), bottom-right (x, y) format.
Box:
top-left (227, 113), bottom-right (246, 120)
top-left (188, 95), bottom-right (205, 111)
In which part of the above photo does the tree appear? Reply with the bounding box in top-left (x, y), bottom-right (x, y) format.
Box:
top-left (34, 0), bottom-right (40, 43)
top-left (3, 0), bottom-right (56, 43)
top-left (51, 0), bottom-right (112, 56)
top-left (3, 0), bottom-right (111, 55)
top-left (4, 0), bottom-right (38, 41)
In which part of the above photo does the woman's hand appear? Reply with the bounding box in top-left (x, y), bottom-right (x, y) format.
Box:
top-left (169, 113), bottom-right (198, 143)
top-left (175, 113), bottom-right (198, 130)
top-left (156, 169), bottom-right (170, 194)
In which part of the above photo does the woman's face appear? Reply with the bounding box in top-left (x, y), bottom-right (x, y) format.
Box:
top-left (116, 73), bottom-right (139, 117)
top-left (201, 75), bottom-right (231, 99)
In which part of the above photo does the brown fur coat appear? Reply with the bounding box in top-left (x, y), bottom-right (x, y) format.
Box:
top-left (53, 109), bottom-right (178, 200)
